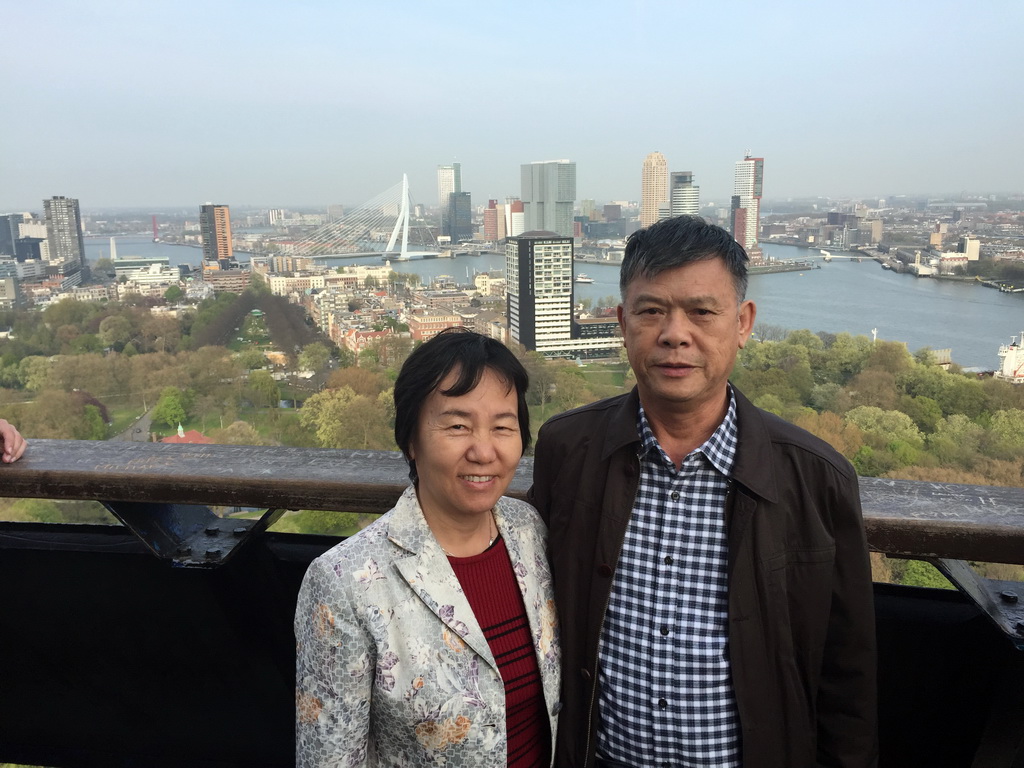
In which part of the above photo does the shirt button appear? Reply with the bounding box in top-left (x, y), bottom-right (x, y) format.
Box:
top-left (658, 698), bottom-right (668, 709)
top-left (671, 491), bottom-right (680, 501)
top-left (597, 564), bottom-right (613, 578)
top-left (663, 555), bottom-right (673, 565)
top-left (660, 626), bottom-right (669, 636)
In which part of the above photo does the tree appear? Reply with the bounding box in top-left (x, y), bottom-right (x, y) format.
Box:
top-left (164, 284), bottom-right (183, 302)
top-left (210, 420), bottom-right (277, 446)
top-left (236, 348), bottom-right (267, 371)
top-left (519, 351), bottom-right (556, 407)
top-left (865, 340), bottom-right (913, 375)
top-left (246, 370), bottom-right (281, 409)
top-left (984, 409), bottom-right (1024, 459)
top-left (44, 297), bottom-right (96, 328)
top-left (553, 367), bottom-right (592, 412)
top-left (17, 356), bottom-right (52, 390)
top-left (298, 342), bottom-right (331, 373)
top-left (152, 386), bottom-right (188, 428)
top-left (99, 315), bottom-right (133, 349)
top-left (299, 386), bottom-right (394, 450)
top-left (845, 369), bottom-right (899, 410)
top-left (327, 366), bottom-right (387, 398)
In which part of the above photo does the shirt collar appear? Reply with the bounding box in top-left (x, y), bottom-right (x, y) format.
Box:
top-left (637, 387), bottom-right (739, 476)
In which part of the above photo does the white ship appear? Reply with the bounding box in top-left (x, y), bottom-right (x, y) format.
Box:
top-left (995, 332), bottom-right (1024, 383)
top-left (574, 273), bottom-right (595, 284)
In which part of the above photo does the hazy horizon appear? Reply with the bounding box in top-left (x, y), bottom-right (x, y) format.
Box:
top-left (5, 0), bottom-right (1022, 211)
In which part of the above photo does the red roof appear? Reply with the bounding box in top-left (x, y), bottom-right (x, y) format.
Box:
top-left (161, 430), bottom-right (214, 444)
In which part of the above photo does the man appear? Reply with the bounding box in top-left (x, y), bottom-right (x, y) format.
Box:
top-left (528, 216), bottom-right (876, 768)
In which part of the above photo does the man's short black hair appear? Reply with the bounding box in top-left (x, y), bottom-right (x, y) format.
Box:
top-left (393, 327), bottom-right (531, 482)
top-left (619, 215), bottom-right (750, 303)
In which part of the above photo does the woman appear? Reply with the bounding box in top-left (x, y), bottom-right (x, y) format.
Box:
top-left (295, 329), bottom-right (560, 767)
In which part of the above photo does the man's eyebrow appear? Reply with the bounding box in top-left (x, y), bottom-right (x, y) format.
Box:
top-left (631, 292), bottom-right (723, 306)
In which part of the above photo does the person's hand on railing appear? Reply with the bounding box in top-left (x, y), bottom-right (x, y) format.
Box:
top-left (0, 419), bottom-right (27, 463)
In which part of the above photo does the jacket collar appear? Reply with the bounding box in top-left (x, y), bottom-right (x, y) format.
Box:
top-left (385, 487), bottom-right (551, 675)
top-left (609, 385), bottom-right (779, 504)
top-left (387, 487), bottom-right (498, 669)
top-left (728, 386), bottom-right (779, 504)
top-left (600, 387), bottom-right (644, 461)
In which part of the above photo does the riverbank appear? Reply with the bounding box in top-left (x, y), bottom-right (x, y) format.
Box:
top-left (750, 261), bottom-right (819, 275)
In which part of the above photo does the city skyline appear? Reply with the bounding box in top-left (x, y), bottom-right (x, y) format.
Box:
top-left (3, 1), bottom-right (1023, 211)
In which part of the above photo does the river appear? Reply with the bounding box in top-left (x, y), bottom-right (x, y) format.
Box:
top-left (85, 237), bottom-right (1024, 370)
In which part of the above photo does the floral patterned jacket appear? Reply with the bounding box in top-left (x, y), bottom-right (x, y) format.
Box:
top-left (295, 486), bottom-right (561, 767)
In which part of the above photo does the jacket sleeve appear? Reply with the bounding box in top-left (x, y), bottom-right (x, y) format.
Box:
top-left (295, 556), bottom-right (374, 768)
top-left (817, 472), bottom-right (879, 768)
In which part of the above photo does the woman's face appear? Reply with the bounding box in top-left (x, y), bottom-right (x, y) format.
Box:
top-left (410, 367), bottom-right (523, 525)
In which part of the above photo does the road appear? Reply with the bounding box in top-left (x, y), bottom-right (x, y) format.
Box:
top-left (110, 408), bottom-right (154, 442)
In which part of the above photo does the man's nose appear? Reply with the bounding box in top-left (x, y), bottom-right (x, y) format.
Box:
top-left (659, 312), bottom-right (692, 347)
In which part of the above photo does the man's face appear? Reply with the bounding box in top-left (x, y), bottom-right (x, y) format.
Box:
top-left (618, 258), bottom-right (755, 420)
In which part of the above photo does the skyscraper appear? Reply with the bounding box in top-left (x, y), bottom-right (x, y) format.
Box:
top-left (521, 160), bottom-right (576, 237)
top-left (0, 214), bottom-right (24, 257)
top-left (43, 196), bottom-right (85, 267)
top-left (505, 198), bottom-right (525, 238)
top-left (731, 154), bottom-right (764, 255)
top-left (199, 204), bottom-right (233, 265)
top-left (667, 171), bottom-right (700, 218)
top-left (506, 232), bottom-right (575, 353)
top-left (437, 163), bottom-right (462, 207)
top-left (483, 200), bottom-right (500, 243)
top-left (437, 163), bottom-right (462, 236)
top-left (506, 231), bottom-right (621, 359)
top-left (446, 192), bottom-right (473, 242)
top-left (640, 152), bottom-right (668, 227)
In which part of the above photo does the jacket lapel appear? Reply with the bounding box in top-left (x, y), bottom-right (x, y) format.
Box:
top-left (495, 499), bottom-right (562, 717)
top-left (387, 487), bottom-right (498, 673)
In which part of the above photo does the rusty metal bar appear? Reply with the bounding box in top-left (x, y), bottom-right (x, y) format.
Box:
top-left (2, 440), bottom-right (1024, 565)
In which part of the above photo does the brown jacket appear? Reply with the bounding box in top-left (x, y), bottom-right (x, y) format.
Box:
top-left (528, 387), bottom-right (877, 768)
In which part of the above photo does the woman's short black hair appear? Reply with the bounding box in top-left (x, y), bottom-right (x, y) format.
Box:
top-left (393, 327), bottom-right (531, 482)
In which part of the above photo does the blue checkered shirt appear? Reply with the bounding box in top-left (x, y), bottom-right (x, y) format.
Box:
top-left (596, 392), bottom-right (741, 767)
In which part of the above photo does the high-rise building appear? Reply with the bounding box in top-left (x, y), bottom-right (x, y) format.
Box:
top-left (506, 231), bottom-right (621, 359)
top-left (0, 214), bottom-right (25, 257)
top-left (731, 154), bottom-right (764, 255)
top-left (640, 151), bottom-right (668, 227)
top-left (521, 160), bottom-right (576, 237)
top-left (447, 192), bottom-right (473, 242)
top-left (483, 200), bottom-right (500, 243)
top-left (437, 163), bottom-right (462, 207)
top-left (666, 171), bottom-right (700, 219)
top-left (505, 198), bottom-right (525, 238)
top-left (43, 196), bottom-right (85, 267)
top-left (506, 232), bottom-right (575, 353)
top-left (199, 204), bottom-right (233, 265)
top-left (437, 163), bottom-right (462, 235)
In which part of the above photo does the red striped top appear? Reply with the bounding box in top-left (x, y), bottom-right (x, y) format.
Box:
top-left (449, 537), bottom-right (550, 767)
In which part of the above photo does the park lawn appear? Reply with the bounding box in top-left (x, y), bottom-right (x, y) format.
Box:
top-left (270, 509), bottom-right (369, 537)
top-left (580, 364), bottom-right (629, 389)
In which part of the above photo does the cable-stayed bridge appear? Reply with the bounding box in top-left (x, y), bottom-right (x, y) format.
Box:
top-left (291, 175), bottom-right (438, 261)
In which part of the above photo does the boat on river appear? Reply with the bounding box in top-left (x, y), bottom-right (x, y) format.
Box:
top-left (575, 273), bottom-right (595, 284)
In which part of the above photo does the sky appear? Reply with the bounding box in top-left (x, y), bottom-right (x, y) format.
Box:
top-left (4, 0), bottom-right (1023, 212)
